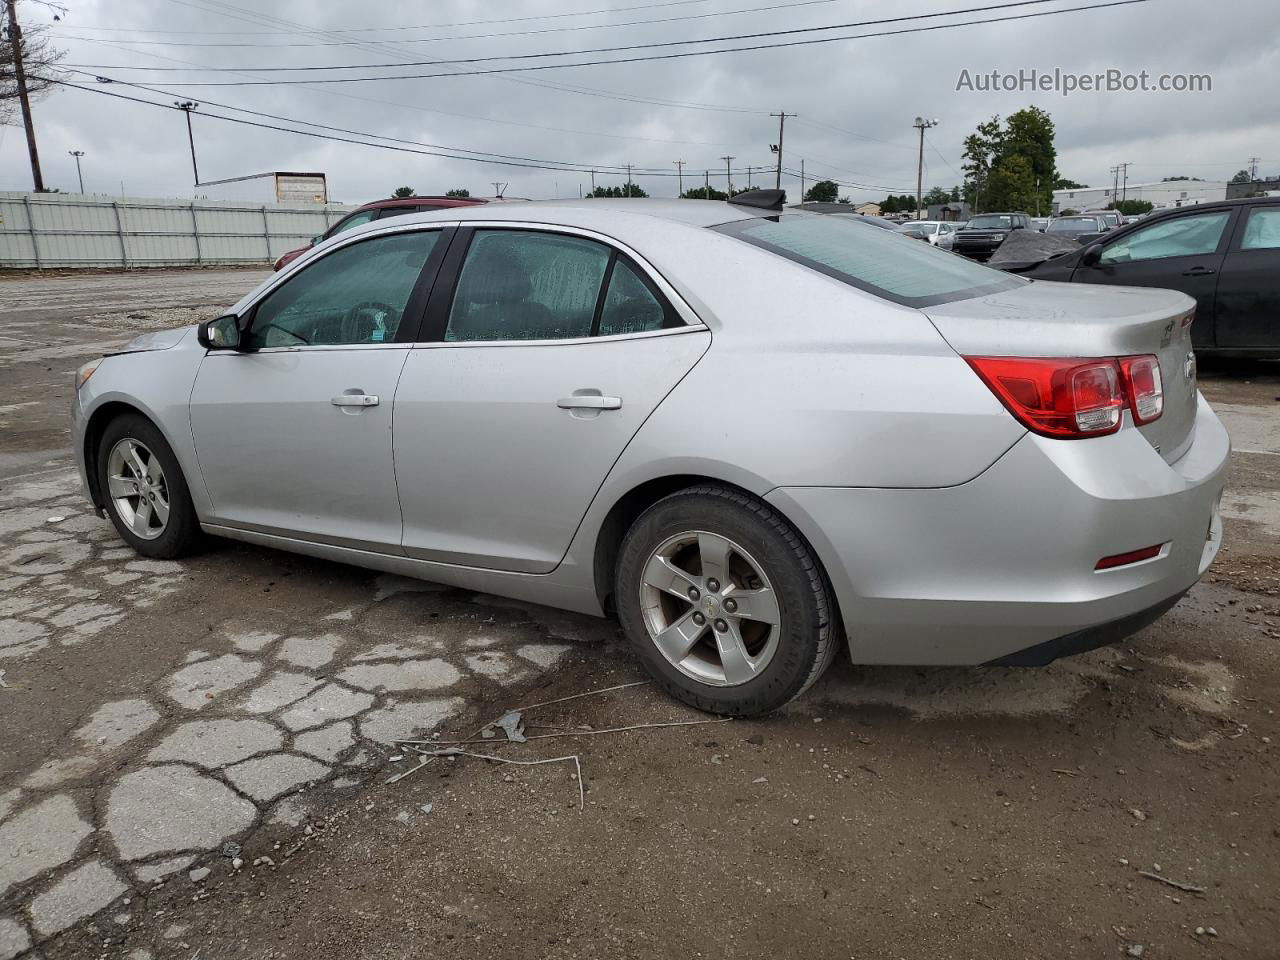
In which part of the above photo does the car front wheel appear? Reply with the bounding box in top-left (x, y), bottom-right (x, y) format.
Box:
top-left (615, 485), bottom-right (839, 716)
top-left (97, 413), bottom-right (201, 559)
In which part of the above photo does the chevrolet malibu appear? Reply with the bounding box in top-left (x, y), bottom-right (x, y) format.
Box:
top-left (72, 193), bottom-right (1229, 716)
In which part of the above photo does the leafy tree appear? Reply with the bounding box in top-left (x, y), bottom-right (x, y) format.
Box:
top-left (445, 188), bottom-right (470, 198)
top-left (1054, 177), bottom-right (1087, 190)
top-left (924, 186), bottom-right (951, 206)
top-left (803, 180), bottom-right (839, 203)
top-left (1107, 199), bottom-right (1154, 215)
top-left (1161, 176), bottom-right (1204, 182)
top-left (837, 196), bottom-right (850, 204)
top-left (392, 186), bottom-right (415, 198)
top-left (1229, 169), bottom-right (1253, 184)
top-left (949, 185), bottom-right (961, 202)
top-left (587, 183), bottom-right (649, 198)
top-left (680, 185), bottom-right (727, 200)
top-left (1, 21), bottom-right (64, 128)
top-left (1059, 208), bottom-right (1080, 216)
top-left (881, 195), bottom-right (900, 214)
top-left (963, 107), bottom-right (1057, 213)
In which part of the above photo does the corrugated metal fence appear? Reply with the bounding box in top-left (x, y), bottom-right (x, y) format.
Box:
top-left (0, 192), bottom-right (355, 269)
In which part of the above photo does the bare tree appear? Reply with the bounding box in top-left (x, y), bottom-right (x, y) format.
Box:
top-left (2, 8), bottom-right (66, 127)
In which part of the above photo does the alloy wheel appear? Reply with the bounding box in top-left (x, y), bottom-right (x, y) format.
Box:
top-left (106, 437), bottom-right (170, 541)
top-left (638, 530), bottom-right (781, 687)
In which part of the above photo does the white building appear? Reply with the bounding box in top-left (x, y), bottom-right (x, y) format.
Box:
top-left (1052, 180), bottom-right (1227, 214)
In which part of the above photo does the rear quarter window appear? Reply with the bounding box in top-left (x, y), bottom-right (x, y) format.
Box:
top-left (713, 214), bottom-right (1024, 307)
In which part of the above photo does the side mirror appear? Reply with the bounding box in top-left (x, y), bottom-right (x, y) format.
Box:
top-left (198, 314), bottom-right (242, 350)
top-left (1080, 245), bottom-right (1102, 267)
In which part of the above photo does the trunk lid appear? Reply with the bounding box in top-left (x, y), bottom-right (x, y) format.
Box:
top-left (923, 279), bottom-right (1198, 463)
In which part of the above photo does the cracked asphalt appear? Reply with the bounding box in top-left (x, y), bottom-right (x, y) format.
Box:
top-left (1, 268), bottom-right (1278, 960)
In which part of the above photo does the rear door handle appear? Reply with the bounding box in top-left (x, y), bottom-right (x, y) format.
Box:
top-left (557, 395), bottom-right (622, 410)
top-left (1182, 266), bottom-right (1216, 277)
top-left (331, 393), bottom-right (379, 407)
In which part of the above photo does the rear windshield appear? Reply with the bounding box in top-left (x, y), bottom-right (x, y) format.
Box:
top-left (713, 214), bottom-right (1023, 308)
top-left (1047, 217), bottom-right (1097, 232)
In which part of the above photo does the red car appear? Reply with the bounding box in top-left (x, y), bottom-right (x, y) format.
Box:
top-left (273, 195), bottom-right (487, 271)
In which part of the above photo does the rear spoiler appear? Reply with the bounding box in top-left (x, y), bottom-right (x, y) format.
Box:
top-left (727, 189), bottom-right (786, 211)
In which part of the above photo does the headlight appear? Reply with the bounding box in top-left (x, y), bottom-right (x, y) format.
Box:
top-left (991, 233), bottom-right (1006, 242)
top-left (76, 359), bottom-right (102, 391)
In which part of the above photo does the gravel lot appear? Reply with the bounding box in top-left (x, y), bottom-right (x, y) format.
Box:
top-left (0, 268), bottom-right (1277, 960)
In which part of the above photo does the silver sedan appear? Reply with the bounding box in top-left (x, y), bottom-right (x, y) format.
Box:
top-left (72, 195), bottom-right (1229, 715)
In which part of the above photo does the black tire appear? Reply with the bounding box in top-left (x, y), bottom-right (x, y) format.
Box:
top-left (615, 485), bottom-right (840, 716)
top-left (97, 413), bottom-right (202, 559)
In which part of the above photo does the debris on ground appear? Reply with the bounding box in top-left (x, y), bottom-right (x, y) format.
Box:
top-left (1138, 870), bottom-right (1206, 894)
top-left (494, 710), bottom-right (528, 743)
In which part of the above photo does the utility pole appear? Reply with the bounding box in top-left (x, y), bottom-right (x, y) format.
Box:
top-left (491, 182), bottom-right (507, 198)
top-left (589, 169), bottom-right (596, 194)
top-left (674, 159), bottom-right (685, 197)
top-left (624, 162), bottom-right (633, 197)
top-left (721, 155), bottom-right (735, 195)
top-left (174, 101), bottom-right (200, 186)
top-left (913, 116), bottom-right (939, 220)
top-left (1248, 156), bottom-right (1261, 181)
top-left (1118, 162), bottom-right (1131, 202)
top-left (5, 0), bottom-right (45, 191)
top-left (800, 159), bottom-right (805, 203)
top-left (1109, 165), bottom-right (1119, 204)
top-left (769, 111), bottom-right (796, 190)
top-left (69, 150), bottom-right (85, 193)
top-left (705, 169), bottom-right (710, 196)
top-left (746, 166), bottom-right (753, 188)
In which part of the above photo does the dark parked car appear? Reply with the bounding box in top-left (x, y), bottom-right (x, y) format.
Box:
top-left (273, 195), bottom-right (487, 271)
top-left (1044, 214), bottom-right (1110, 244)
top-left (1000, 198), bottom-right (1280, 356)
top-left (952, 212), bottom-right (1033, 261)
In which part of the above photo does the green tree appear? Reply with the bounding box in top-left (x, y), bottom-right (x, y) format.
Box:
top-left (803, 180), bottom-right (839, 203)
top-left (587, 183), bottom-right (649, 198)
top-left (392, 186), bottom-right (415, 198)
top-left (924, 186), bottom-right (950, 206)
top-left (949, 185), bottom-right (961, 202)
top-left (1229, 169), bottom-right (1253, 184)
top-left (1054, 177), bottom-right (1087, 190)
top-left (963, 107), bottom-right (1058, 213)
top-left (1107, 199), bottom-right (1154, 215)
top-left (837, 196), bottom-right (851, 204)
top-left (445, 188), bottom-right (470, 198)
top-left (1161, 176), bottom-right (1204, 182)
top-left (1059, 208), bottom-right (1080, 216)
top-left (680, 185), bottom-right (727, 200)
top-left (881, 195), bottom-right (900, 214)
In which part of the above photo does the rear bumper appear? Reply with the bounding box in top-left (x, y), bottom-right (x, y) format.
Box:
top-left (767, 393), bottom-right (1229, 665)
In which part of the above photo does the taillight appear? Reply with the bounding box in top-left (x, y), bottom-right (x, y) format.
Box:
top-left (965, 355), bottom-right (1162, 440)
top-left (1120, 355), bottom-right (1163, 424)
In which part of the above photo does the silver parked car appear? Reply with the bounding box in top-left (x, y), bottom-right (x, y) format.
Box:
top-left (73, 196), bottom-right (1229, 715)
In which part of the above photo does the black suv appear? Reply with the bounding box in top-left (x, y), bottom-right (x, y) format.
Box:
top-left (953, 212), bottom-right (1033, 261)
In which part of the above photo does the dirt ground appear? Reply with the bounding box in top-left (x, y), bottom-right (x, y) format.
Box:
top-left (1, 269), bottom-right (1277, 960)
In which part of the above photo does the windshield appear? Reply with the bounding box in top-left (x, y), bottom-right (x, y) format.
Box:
top-left (713, 214), bottom-right (1024, 308)
top-left (1047, 218), bottom-right (1097, 233)
top-left (899, 222), bottom-right (937, 234)
top-left (967, 215), bottom-right (1014, 229)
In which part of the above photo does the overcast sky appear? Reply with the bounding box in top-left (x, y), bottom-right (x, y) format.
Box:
top-left (3, 0), bottom-right (1277, 204)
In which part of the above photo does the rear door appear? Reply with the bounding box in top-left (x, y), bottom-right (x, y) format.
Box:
top-left (1214, 204), bottom-right (1280, 349)
top-left (393, 225), bottom-right (710, 573)
top-left (1073, 207), bottom-right (1237, 349)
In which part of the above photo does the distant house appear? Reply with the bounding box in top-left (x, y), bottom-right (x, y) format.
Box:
top-left (852, 202), bottom-right (882, 216)
top-left (928, 201), bottom-right (971, 221)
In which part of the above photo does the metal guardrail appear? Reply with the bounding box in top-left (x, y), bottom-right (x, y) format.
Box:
top-left (0, 193), bottom-right (355, 269)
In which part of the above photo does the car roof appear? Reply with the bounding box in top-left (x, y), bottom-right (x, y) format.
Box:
top-left (376, 197), bottom-right (781, 230)
top-left (352, 196), bottom-right (487, 212)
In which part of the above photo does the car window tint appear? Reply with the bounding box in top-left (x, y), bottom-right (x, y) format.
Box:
top-left (376, 207), bottom-right (419, 222)
top-left (598, 259), bottom-right (667, 336)
top-left (330, 209), bottom-right (378, 236)
top-left (1099, 212), bottom-right (1230, 264)
top-left (1240, 208), bottom-right (1280, 250)
top-left (715, 214), bottom-right (1023, 307)
top-left (446, 230), bottom-right (609, 342)
top-left (248, 231), bottom-right (438, 349)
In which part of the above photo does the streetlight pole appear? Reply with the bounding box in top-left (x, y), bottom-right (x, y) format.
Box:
top-left (174, 101), bottom-right (200, 186)
top-left (913, 116), bottom-right (939, 220)
top-left (68, 150), bottom-right (85, 193)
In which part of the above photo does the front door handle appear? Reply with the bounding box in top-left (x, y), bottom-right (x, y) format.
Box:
top-left (557, 395), bottom-right (622, 410)
top-left (331, 393), bottom-right (379, 407)
top-left (1182, 266), bottom-right (1216, 277)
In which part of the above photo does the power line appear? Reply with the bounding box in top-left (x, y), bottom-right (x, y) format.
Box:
top-left (64, 0), bottom-right (1136, 72)
top-left (53, 0), bottom-right (852, 48)
top-left (75, 0), bottom-right (1150, 86)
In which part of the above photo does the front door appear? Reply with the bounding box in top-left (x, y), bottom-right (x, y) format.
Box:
top-left (190, 228), bottom-right (447, 550)
top-left (1073, 208), bottom-right (1237, 349)
top-left (394, 227), bottom-right (710, 573)
top-left (1215, 205), bottom-right (1280, 349)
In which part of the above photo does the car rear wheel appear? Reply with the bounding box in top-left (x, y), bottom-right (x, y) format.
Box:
top-left (97, 413), bottom-right (201, 559)
top-left (615, 485), bottom-right (839, 716)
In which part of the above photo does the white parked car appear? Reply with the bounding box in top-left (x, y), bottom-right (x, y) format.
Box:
top-left (895, 220), bottom-right (958, 249)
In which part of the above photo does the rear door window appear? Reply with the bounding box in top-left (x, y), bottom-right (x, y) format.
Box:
top-left (598, 259), bottom-right (671, 336)
top-left (714, 214), bottom-right (1023, 307)
top-left (328, 209), bottom-right (378, 236)
top-left (1239, 208), bottom-right (1280, 250)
